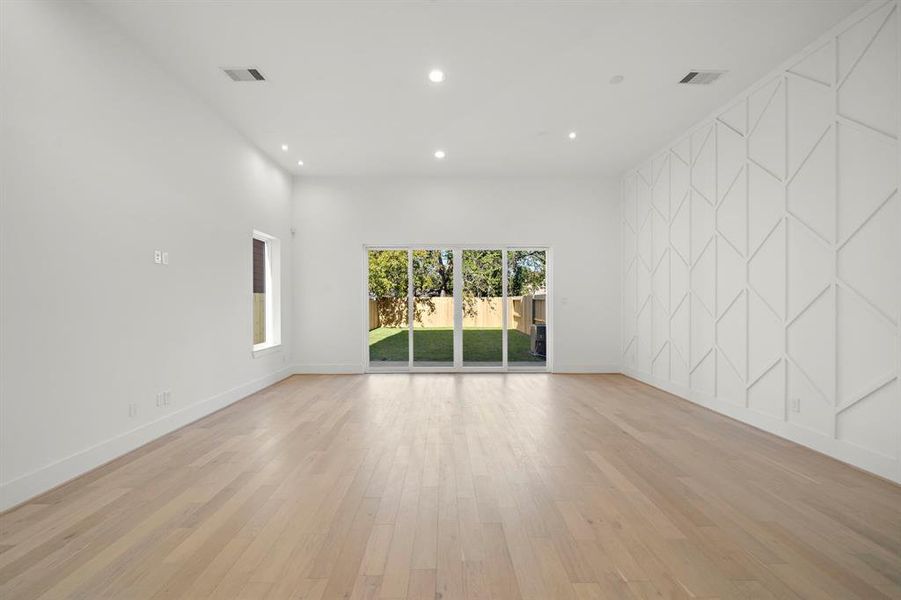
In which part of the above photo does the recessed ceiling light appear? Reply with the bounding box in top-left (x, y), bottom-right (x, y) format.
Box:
top-left (428, 69), bottom-right (446, 84)
top-left (281, 144), bottom-right (288, 151)
top-left (609, 75), bottom-right (624, 84)
top-left (568, 131), bottom-right (577, 140)
top-left (434, 150), bottom-right (446, 159)
top-left (297, 160), bottom-right (304, 166)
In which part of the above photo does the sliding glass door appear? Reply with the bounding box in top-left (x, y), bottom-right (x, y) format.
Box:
top-left (366, 246), bottom-right (549, 372)
top-left (412, 249), bottom-right (454, 368)
top-left (462, 250), bottom-right (504, 367)
top-left (507, 249), bottom-right (547, 368)
top-left (367, 249), bottom-right (408, 369)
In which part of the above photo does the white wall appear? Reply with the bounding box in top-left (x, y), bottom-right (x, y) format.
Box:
top-left (292, 177), bottom-right (621, 373)
top-left (0, 1), bottom-right (293, 509)
top-left (622, 0), bottom-right (901, 482)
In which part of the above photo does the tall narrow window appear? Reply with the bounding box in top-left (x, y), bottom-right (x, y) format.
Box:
top-left (252, 231), bottom-right (281, 353)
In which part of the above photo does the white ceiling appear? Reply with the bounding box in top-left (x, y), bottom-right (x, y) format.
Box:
top-left (90, 0), bottom-right (866, 177)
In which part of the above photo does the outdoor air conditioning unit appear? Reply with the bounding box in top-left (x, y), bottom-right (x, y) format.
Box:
top-left (530, 323), bottom-right (546, 357)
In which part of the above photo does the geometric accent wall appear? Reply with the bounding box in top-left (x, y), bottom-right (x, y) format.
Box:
top-left (622, 0), bottom-right (901, 483)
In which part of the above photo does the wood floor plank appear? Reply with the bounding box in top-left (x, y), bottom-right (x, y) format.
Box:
top-left (0, 374), bottom-right (898, 600)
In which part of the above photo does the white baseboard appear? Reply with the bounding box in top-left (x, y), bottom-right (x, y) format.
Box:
top-left (292, 363), bottom-right (622, 374)
top-left (553, 363), bottom-right (621, 374)
top-left (293, 363), bottom-right (363, 374)
top-left (0, 367), bottom-right (294, 511)
top-left (624, 368), bottom-right (901, 485)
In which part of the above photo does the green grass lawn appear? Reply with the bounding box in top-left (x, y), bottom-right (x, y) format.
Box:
top-left (368, 327), bottom-right (544, 363)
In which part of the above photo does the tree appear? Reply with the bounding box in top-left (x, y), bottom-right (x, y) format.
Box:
top-left (368, 248), bottom-right (546, 324)
top-left (507, 250), bottom-right (546, 296)
top-left (368, 250), bottom-right (407, 299)
top-left (412, 250), bottom-right (453, 297)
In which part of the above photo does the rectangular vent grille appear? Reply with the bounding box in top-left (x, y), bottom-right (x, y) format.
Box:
top-left (679, 70), bottom-right (725, 85)
top-left (223, 68), bottom-right (266, 82)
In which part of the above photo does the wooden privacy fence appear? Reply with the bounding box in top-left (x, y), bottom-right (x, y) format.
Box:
top-left (253, 293), bottom-right (266, 344)
top-left (369, 294), bottom-right (546, 334)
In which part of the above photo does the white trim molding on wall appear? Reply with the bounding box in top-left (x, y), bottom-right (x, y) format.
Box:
top-left (0, 367), bottom-right (294, 511)
top-left (621, 0), bottom-right (901, 483)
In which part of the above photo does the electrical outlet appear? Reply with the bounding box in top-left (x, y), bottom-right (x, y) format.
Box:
top-left (162, 252), bottom-right (169, 265)
top-left (153, 250), bottom-right (162, 264)
top-left (791, 397), bottom-right (801, 413)
top-left (128, 403), bottom-right (138, 418)
top-left (155, 392), bottom-right (163, 407)
top-left (163, 390), bottom-right (171, 406)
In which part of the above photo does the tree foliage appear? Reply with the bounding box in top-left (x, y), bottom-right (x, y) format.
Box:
top-left (368, 250), bottom-right (407, 298)
top-left (368, 248), bottom-right (546, 323)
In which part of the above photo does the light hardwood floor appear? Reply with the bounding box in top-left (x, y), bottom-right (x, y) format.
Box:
top-left (1, 374), bottom-right (899, 599)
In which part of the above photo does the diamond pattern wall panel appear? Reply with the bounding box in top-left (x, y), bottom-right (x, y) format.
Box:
top-left (653, 154), bottom-right (670, 220)
top-left (671, 295), bottom-right (690, 368)
top-left (622, 262), bottom-right (636, 354)
top-left (837, 123), bottom-right (898, 244)
top-left (838, 5), bottom-right (898, 137)
top-left (748, 291), bottom-right (783, 381)
top-left (671, 345), bottom-right (690, 387)
top-left (637, 301), bottom-right (653, 374)
top-left (653, 250), bottom-right (670, 315)
top-left (748, 163), bottom-right (784, 253)
top-left (672, 137), bottom-right (691, 166)
top-left (837, 380), bottom-right (899, 458)
top-left (691, 293), bottom-right (715, 369)
top-left (717, 292), bottom-right (747, 381)
top-left (787, 126), bottom-right (835, 243)
top-left (692, 240), bottom-right (716, 318)
top-left (838, 195), bottom-right (899, 319)
top-left (718, 167), bottom-right (748, 256)
top-left (788, 362), bottom-right (833, 436)
top-left (748, 361), bottom-right (785, 418)
top-left (692, 126), bottom-right (716, 203)
top-left (653, 343), bottom-right (670, 381)
top-left (749, 79), bottom-right (781, 132)
top-left (837, 287), bottom-right (898, 405)
top-left (671, 254), bottom-right (689, 313)
top-left (787, 219), bottom-right (831, 320)
top-left (652, 295), bottom-right (669, 378)
top-left (691, 191), bottom-right (715, 263)
top-left (719, 100), bottom-right (747, 136)
top-left (692, 351), bottom-right (716, 396)
top-left (671, 153), bottom-right (690, 218)
top-left (652, 210), bottom-right (669, 270)
top-left (717, 348), bottom-right (746, 406)
top-left (621, 0), bottom-right (900, 482)
top-left (717, 123), bottom-right (745, 203)
top-left (749, 79), bottom-right (786, 180)
top-left (788, 41), bottom-right (833, 86)
top-left (787, 288), bottom-right (834, 403)
top-left (671, 193), bottom-right (691, 264)
top-left (717, 238), bottom-right (745, 317)
top-left (749, 220), bottom-right (786, 320)
top-left (787, 75), bottom-right (833, 178)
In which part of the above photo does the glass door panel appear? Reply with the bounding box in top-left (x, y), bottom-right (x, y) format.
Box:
top-left (367, 249), bottom-right (409, 369)
top-left (462, 249), bottom-right (503, 367)
top-left (412, 249), bottom-right (454, 367)
top-left (507, 249), bottom-right (547, 367)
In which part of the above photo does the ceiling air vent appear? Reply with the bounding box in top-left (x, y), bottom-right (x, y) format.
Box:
top-left (679, 70), bottom-right (726, 85)
top-left (223, 68), bottom-right (266, 82)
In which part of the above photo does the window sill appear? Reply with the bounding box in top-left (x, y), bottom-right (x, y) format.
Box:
top-left (252, 343), bottom-right (282, 358)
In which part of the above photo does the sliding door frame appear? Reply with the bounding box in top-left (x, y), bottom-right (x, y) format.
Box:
top-left (363, 244), bottom-right (552, 373)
